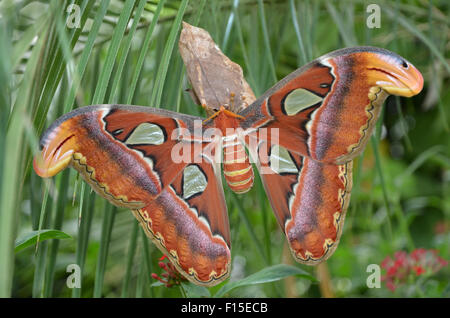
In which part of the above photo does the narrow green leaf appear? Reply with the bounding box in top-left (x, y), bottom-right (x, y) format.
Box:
top-left (126, 0), bottom-right (166, 104)
top-left (234, 8), bottom-right (258, 95)
top-left (15, 230), bottom-right (71, 253)
top-left (91, 0), bottom-right (136, 104)
top-left (44, 169), bottom-right (71, 297)
top-left (289, 0), bottom-right (307, 66)
top-left (72, 182), bottom-right (95, 298)
top-left (150, 0), bottom-right (189, 107)
top-left (231, 193), bottom-right (268, 265)
top-left (32, 184), bottom-right (53, 298)
top-left (63, 0), bottom-right (111, 112)
top-left (11, 14), bottom-right (49, 70)
top-left (325, 1), bottom-right (357, 46)
top-left (109, 0), bottom-right (147, 103)
top-left (214, 264), bottom-right (316, 298)
top-left (257, 0), bottom-right (277, 82)
top-left (0, 8), bottom-right (46, 297)
top-left (93, 204), bottom-right (116, 297)
top-left (221, 0), bottom-right (239, 52)
top-left (140, 229), bottom-right (154, 297)
top-left (121, 221), bottom-right (139, 298)
top-left (32, 0), bottom-right (94, 135)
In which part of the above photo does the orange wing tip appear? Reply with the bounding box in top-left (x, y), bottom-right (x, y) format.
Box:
top-left (33, 131), bottom-right (77, 178)
top-left (382, 64), bottom-right (424, 97)
top-left (33, 151), bottom-right (73, 178)
top-left (366, 52), bottom-right (424, 98)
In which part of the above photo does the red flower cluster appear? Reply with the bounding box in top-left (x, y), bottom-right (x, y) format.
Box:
top-left (381, 248), bottom-right (448, 292)
top-left (151, 255), bottom-right (187, 288)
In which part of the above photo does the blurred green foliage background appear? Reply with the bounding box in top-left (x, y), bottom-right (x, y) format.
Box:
top-left (0, 0), bottom-right (448, 298)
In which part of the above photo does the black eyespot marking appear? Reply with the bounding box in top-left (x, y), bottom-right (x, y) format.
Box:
top-left (401, 60), bottom-right (408, 69)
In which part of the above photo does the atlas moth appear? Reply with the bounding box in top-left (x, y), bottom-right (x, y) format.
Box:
top-left (34, 46), bottom-right (423, 286)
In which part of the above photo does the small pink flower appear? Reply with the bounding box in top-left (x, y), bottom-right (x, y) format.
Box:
top-left (151, 254), bottom-right (187, 288)
top-left (411, 248), bottom-right (426, 261)
top-left (380, 248), bottom-right (447, 292)
top-left (413, 265), bottom-right (425, 276)
top-left (387, 266), bottom-right (397, 276)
